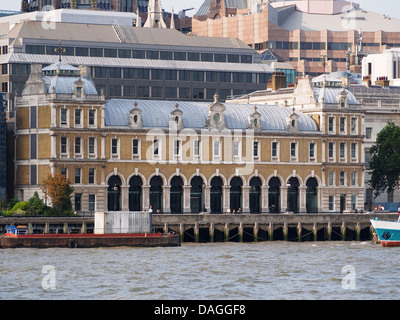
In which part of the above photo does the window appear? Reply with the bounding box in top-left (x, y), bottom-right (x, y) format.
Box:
top-left (60, 108), bottom-right (68, 126)
top-left (179, 70), bottom-right (190, 81)
top-left (174, 52), bottom-right (186, 61)
top-left (328, 171), bottom-right (334, 186)
top-left (201, 53), bottom-right (213, 62)
top-left (253, 141), bottom-right (260, 160)
top-left (309, 143), bottom-right (316, 161)
top-left (192, 88), bottom-right (204, 100)
top-left (151, 69), bottom-right (163, 80)
top-left (151, 87), bottom-right (163, 98)
top-left (104, 49), bottom-right (117, 58)
top-left (94, 67), bottom-right (107, 78)
top-left (328, 142), bottom-right (335, 160)
top-left (166, 87), bottom-right (177, 99)
top-left (173, 139), bottom-right (181, 159)
top-left (30, 134), bottom-right (37, 160)
top-left (351, 143), bottom-right (357, 160)
top-left (89, 194), bottom-right (96, 212)
top-left (351, 118), bottom-right (357, 134)
top-left (339, 171), bottom-right (345, 186)
top-left (233, 140), bottom-right (240, 159)
top-left (75, 193), bottom-right (82, 211)
top-left (124, 86), bottom-right (135, 97)
top-left (290, 142), bottom-right (297, 160)
top-left (153, 139), bottom-right (160, 158)
top-left (233, 73), bottom-right (243, 83)
top-left (160, 51), bottom-right (173, 60)
top-left (272, 141), bottom-right (279, 159)
top-left (213, 140), bottom-right (221, 160)
top-left (110, 85), bottom-right (121, 97)
top-left (111, 138), bottom-right (119, 158)
top-left (123, 68), bottom-right (135, 79)
top-left (88, 109), bottom-right (96, 127)
top-left (74, 168), bottom-right (81, 184)
top-left (165, 70), bottom-right (177, 80)
top-left (132, 139), bottom-right (140, 158)
top-left (329, 195), bottom-right (335, 211)
top-left (138, 68), bottom-right (149, 79)
top-left (119, 49), bottom-right (131, 58)
top-left (88, 168), bottom-right (95, 184)
top-left (214, 54), bottom-right (226, 62)
top-left (228, 54), bottom-right (239, 63)
top-left (132, 50), bottom-right (145, 59)
top-left (74, 137), bottom-right (82, 157)
top-left (339, 142), bottom-right (346, 160)
top-left (351, 171), bottom-right (357, 186)
top-left (351, 195), bottom-right (357, 210)
top-left (220, 72), bottom-right (231, 82)
top-left (138, 86), bottom-right (150, 98)
top-left (61, 137), bottom-right (68, 156)
top-left (188, 52), bottom-right (200, 61)
top-left (88, 137), bottom-right (96, 158)
top-left (328, 117), bottom-right (334, 133)
top-left (146, 50), bottom-right (159, 60)
top-left (179, 88), bottom-right (190, 99)
top-left (206, 71), bottom-right (217, 82)
top-left (74, 109), bottom-right (82, 127)
top-left (194, 140), bottom-right (201, 159)
top-left (193, 71), bottom-right (204, 82)
top-left (366, 127), bottom-right (372, 139)
top-left (339, 117), bottom-right (346, 133)
top-left (109, 67), bottom-right (121, 78)
top-left (90, 48), bottom-right (103, 57)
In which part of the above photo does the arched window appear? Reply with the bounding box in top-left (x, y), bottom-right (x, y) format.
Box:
top-left (170, 176), bottom-right (183, 213)
top-left (108, 175), bottom-right (122, 211)
top-left (150, 176), bottom-right (163, 213)
top-left (249, 177), bottom-right (262, 213)
top-left (190, 176), bottom-right (204, 213)
top-left (129, 175), bottom-right (143, 211)
top-left (210, 176), bottom-right (223, 214)
top-left (306, 178), bottom-right (318, 213)
top-left (287, 177), bottom-right (300, 213)
top-left (268, 177), bottom-right (281, 213)
top-left (230, 177), bottom-right (243, 213)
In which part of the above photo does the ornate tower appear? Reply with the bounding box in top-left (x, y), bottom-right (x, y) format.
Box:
top-left (143, 0), bottom-right (167, 28)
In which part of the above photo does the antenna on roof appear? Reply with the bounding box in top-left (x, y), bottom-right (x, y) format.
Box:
top-left (54, 40), bottom-right (65, 62)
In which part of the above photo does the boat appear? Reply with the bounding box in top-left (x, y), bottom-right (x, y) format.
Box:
top-left (370, 218), bottom-right (400, 247)
top-left (0, 212), bottom-right (180, 248)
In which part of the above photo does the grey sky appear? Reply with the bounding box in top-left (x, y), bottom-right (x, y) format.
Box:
top-left (0, 0), bottom-right (399, 19)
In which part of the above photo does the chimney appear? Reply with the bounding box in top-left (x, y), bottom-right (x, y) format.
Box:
top-left (268, 71), bottom-right (286, 91)
top-left (375, 76), bottom-right (390, 87)
top-left (362, 75), bottom-right (371, 87)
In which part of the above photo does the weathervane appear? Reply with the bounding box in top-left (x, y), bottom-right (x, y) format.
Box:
top-left (54, 40), bottom-right (66, 62)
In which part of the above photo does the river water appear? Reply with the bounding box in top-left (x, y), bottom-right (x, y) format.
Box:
top-left (1, 241), bottom-right (399, 300)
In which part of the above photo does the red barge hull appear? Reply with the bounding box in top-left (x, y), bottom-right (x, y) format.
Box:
top-left (0, 232), bottom-right (180, 248)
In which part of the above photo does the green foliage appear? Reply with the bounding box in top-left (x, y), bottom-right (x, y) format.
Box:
top-left (26, 192), bottom-right (45, 216)
top-left (369, 122), bottom-right (400, 196)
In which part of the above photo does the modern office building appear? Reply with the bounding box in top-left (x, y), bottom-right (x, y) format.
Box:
top-left (0, 9), bottom-right (273, 118)
top-left (0, 92), bottom-right (6, 200)
top-left (192, 0), bottom-right (400, 77)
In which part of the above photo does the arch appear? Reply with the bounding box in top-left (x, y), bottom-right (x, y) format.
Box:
top-left (287, 177), bottom-right (300, 213)
top-left (285, 174), bottom-right (304, 187)
top-left (127, 171), bottom-right (147, 186)
top-left (105, 172), bottom-right (126, 186)
top-left (306, 177), bottom-right (319, 213)
top-left (268, 176), bottom-right (281, 213)
top-left (227, 173), bottom-right (246, 186)
top-left (170, 176), bottom-right (184, 213)
top-left (208, 172), bottom-right (227, 186)
top-left (129, 175), bottom-right (143, 211)
top-left (249, 176), bottom-right (262, 213)
top-left (247, 172), bottom-right (266, 187)
top-left (107, 175), bottom-right (122, 211)
top-left (188, 172), bottom-right (208, 187)
top-left (230, 176), bottom-right (243, 213)
top-left (168, 172), bottom-right (188, 186)
top-left (149, 175), bottom-right (163, 213)
top-left (148, 171), bottom-right (168, 186)
top-left (190, 176), bottom-right (205, 213)
top-left (210, 176), bottom-right (223, 214)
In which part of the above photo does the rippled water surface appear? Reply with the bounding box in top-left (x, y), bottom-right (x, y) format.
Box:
top-left (1, 241), bottom-right (399, 300)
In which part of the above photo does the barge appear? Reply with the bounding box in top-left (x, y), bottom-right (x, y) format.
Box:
top-left (0, 212), bottom-right (180, 248)
top-left (370, 218), bottom-right (400, 247)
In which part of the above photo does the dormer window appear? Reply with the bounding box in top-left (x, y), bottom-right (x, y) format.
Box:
top-left (248, 105), bottom-right (262, 132)
top-left (206, 94), bottom-right (227, 131)
top-left (129, 102), bottom-right (143, 129)
top-left (286, 107), bottom-right (299, 132)
top-left (169, 103), bottom-right (183, 131)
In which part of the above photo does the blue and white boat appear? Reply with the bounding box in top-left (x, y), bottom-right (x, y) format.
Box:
top-left (370, 219), bottom-right (400, 247)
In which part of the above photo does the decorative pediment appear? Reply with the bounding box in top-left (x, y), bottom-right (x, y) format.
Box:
top-left (129, 102), bottom-right (143, 129)
top-left (169, 103), bottom-right (184, 130)
top-left (286, 107), bottom-right (300, 132)
top-left (248, 105), bottom-right (262, 132)
top-left (205, 93), bottom-right (227, 131)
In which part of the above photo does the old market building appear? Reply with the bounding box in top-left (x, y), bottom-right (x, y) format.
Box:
top-left (12, 60), bottom-right (365, 214)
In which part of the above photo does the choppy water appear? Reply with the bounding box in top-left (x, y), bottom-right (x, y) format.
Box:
top-left (1, 241), bottom-right (399, 300)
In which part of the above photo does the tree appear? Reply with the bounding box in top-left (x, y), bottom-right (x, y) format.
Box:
top-left (369, 122), bottom-right (400, 196)
top-left (41, 173), bottom-right (74, 215)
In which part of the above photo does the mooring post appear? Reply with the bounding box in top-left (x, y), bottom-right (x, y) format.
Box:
top-left (81, 222), bottom-right (87, 234)
top-left (163, 223), bottom-right (168, 234)
top-left (356, 222), bottom-right (361, 241)
top-left (179, 223), bottom-right (184, 243)
top-left (28, 223), bottom-right (33, 234)
top-left (224, 223), bottom-right (230, 242)
top-left (327, 222), bottom-right (332, 241)
top-left (44, 222), bottom-right (50, 234)
top-left (297, 222), bottom-right (302, 242)
top-left (194, 222), bottom-right (199, 243)
top-left (283, 222), bottom-right (288, 241)
top-left (63, 223), bottom-right (68, 234)
top-left (313, 222), bottom-right (318, 241)
top-left (268, 222), bottom-right (273, 241)
top-left (253, 222), bottom-right (259, 242)
top-left (341, 222), bottom-right (346, 241)
top-left (238, 222), bottom-right (243, 242)
top-left (209, 223), bottom-right (214, 243)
